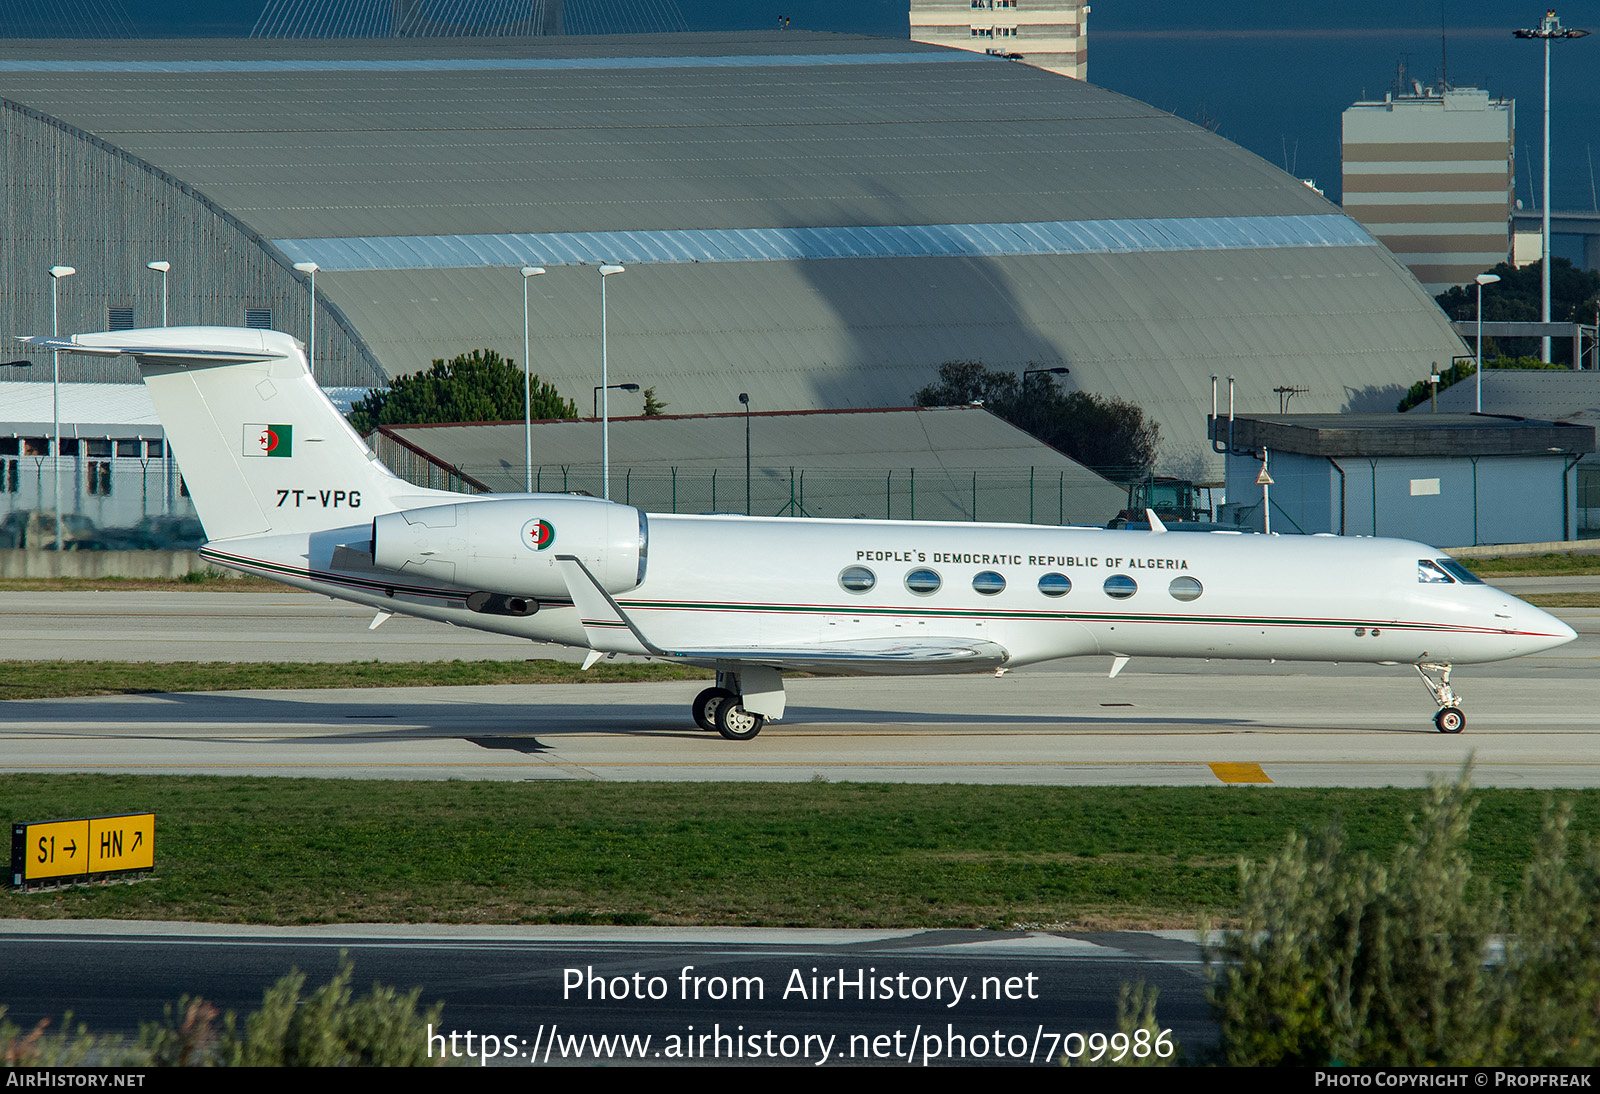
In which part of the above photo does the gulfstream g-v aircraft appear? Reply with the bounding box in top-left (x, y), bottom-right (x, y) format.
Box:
top-left (25, 327), bottom-right (1576, 740)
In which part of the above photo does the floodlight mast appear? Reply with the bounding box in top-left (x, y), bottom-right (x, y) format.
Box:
top-left (1514, 10), bottom-right (1589, 363)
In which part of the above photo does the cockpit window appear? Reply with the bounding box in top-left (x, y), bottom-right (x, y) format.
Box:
top-left (1417, 559), bottom-right (1454, 584)
top-left (1435, 558), bottom-right (1486, 585)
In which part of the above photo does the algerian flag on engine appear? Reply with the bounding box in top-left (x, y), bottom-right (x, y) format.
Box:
top-left (243, 424), bottom-right (293, 458)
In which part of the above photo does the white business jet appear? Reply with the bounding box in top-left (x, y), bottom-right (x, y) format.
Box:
top-left (24, 327), bottom-right (1576, 740)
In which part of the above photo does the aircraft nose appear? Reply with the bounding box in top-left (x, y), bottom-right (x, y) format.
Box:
top-left (1515, 602), bottom-right (1577, 652)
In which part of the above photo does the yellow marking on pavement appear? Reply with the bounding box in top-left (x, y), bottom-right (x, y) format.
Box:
top-left (1209, 762), bottom-right (1272, 784)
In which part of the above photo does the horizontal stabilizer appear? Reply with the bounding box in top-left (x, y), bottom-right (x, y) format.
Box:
top-left (18, 331), bottom-right (287, 364)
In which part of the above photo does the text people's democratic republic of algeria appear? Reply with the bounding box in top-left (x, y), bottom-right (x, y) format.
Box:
top-left (855, 547), bottom-right (1188, 570)
top-left (274, 489), bottom-right (362, 508)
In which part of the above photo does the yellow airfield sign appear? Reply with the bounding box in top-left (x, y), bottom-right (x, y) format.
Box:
top-left (10, 812), bottom-right (154, 886)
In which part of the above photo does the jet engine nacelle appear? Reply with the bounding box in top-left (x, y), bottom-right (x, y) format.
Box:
top-left (371, 495), bottom-right (647, 599)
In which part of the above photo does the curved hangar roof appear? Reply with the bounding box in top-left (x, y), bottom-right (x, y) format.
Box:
top-left (0, 31), bottom-right (1465, 471)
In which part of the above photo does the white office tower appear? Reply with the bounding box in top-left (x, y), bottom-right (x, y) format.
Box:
top-left (1342, 81), bottom-right (1514, 294)
top-left (910, 0), bottom-right (1088, 80)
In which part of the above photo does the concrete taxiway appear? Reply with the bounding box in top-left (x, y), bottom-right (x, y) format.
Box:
top-left (0, 587), bottom-right (1595, 787)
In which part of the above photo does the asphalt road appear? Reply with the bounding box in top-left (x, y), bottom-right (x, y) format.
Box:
top-left (0, 921), bottom-right (1215, 1066)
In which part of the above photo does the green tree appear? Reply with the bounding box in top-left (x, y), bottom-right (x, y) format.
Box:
top-left (347, 350), bottom-right (576, 434)
top-left (641, 386), bottom-right (669, 416)
top-left (913, 360), bottom-right (1159, 477)
top-left (1395, 355), bottom-right (1572, 413)
top-left (1435, 259), bottom-right (1600, 365)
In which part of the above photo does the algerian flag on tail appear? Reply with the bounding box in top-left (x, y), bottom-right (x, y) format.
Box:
top-left (244, 423), bottom-right (293, 458)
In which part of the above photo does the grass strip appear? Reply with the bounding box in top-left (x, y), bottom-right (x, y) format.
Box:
top-left (0, 574), bottom-right (286, 593)
top-left (1522, 593), bottom-right (1600, 608)
top-left (0, 659), bottom-right (711, 700)
top-left (1, 776), bottom-right (1595, 930)
top-left (1461, 553), bottom-right (1600, 577)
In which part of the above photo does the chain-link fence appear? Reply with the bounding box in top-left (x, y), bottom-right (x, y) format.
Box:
top-left (0, 450), bottom-right (200, 549)
top-left (430, 463), bottom-right (1128, 526)
top-left (1580, 464), bottom-right (1600, 539)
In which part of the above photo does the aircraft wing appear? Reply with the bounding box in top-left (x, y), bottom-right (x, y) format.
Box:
top-left (555, 555), bottom-right (1009, 674)
top-left (17, 334), bottom-right (287, 363)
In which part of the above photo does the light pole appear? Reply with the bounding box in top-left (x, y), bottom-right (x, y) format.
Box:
top-left (1516, 10), bottom-right (1589, 362)
top-left (292, 261), bottom-right (318, 379)
top-left (598, 264), bottom-right (625, 499)
top-left (48, 265), bottom-right (75, 551)
top-left (593, 382), bottom-right (639, 418)
top-left (738, 392), bottom-right (751, 516)
top-left (1475, 272), bottom-right (1501, 411)
top-left (520, 265), bottom-right (545, 492)
top-left (146, 261), bottom-right (172, 508)
top-left (146, 261), bottom-right (170, 326)
top-left (1022, 366), bottom-right (1069, 384)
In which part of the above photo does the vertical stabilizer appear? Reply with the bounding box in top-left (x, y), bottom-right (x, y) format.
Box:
top-left (22, 327), bottom-right (420, 542)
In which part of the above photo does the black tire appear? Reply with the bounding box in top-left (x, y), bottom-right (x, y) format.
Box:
top-left (692, 687), bottom-right (737, 732)
top-left (715, 699), bottom-right (765, 741)
top-left (1434, 707), bottom-right (1466, 734)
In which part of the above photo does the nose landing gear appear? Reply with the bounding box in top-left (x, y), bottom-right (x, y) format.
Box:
top-left (1415, 663), bottom-right (1466, 734)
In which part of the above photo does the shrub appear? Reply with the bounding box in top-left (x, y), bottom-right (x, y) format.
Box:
top-left (1205, 772), bottom-right (1600, 1066)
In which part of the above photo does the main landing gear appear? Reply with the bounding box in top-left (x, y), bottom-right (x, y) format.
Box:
top-left (1415, 663), bottom-right (1466, 734)
top-left (690, 668), bottom-right (785, 741)
top-left (692, 686), bottom-right (765, 740)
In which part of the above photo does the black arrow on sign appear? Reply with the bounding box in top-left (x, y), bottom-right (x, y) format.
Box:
top-left (132, 832), bottom-right (143, 850)
top-left (64, 841), bottom-right (77, 857)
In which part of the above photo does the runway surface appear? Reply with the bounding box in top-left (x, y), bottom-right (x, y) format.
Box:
top-left (0, 587), bottom-right (1595, 787)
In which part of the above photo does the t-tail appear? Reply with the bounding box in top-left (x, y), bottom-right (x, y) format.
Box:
top-left (19, 326), bottom-right (437, 541)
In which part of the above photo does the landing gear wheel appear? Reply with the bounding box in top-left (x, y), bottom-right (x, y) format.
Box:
top-left (715, 699), bottom-right (765, 741)
top-left (692, 687), bottom-right (737, 732)
top-left (1434, 707), bottom-right (1466, 734)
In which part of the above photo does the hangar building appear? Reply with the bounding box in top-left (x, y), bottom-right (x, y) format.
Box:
top-left (0, 31), bottom-right (1467, 476)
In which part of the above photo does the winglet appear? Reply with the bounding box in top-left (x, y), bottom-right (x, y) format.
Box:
top-left (555, 555), bottom-right (660, 657)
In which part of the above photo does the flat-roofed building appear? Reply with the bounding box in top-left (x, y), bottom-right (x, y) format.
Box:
top-left (1342, 84), bottom-right (1515, 294)
top-left (910, 0), bottom-right (1087, 79)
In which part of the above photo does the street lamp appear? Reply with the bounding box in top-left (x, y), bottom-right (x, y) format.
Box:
top-left (292, 261), bottom-right (318, 379)
top-left (1022, 366), bottom-right (1069, 384)
top-left (598, 264), bottom-right (625, 499)
top-left (592, 382), bottom-right (639, 418)
top-left (1475, 272), bottom-right (1501, 411)
top-left (738, 392), bottom-right (751, 516)
top-left (146, 261), bottom-right (172, 507)
top-left (1515, 9), bottom-right (1589, 362)
top-left (48, 265), bottom-right (75, 551)
top-left (146, 261), bottom-right (170, 326)
top-left (519, 265), bottom-right (545, 492)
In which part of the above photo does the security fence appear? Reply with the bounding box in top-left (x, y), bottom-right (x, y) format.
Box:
top-left (407, 462), bottom-right (1129, 527)
top-left (1581, 465), bottom-right (1600, 539)
top-left (0, 449), bottom-right (200, 549)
